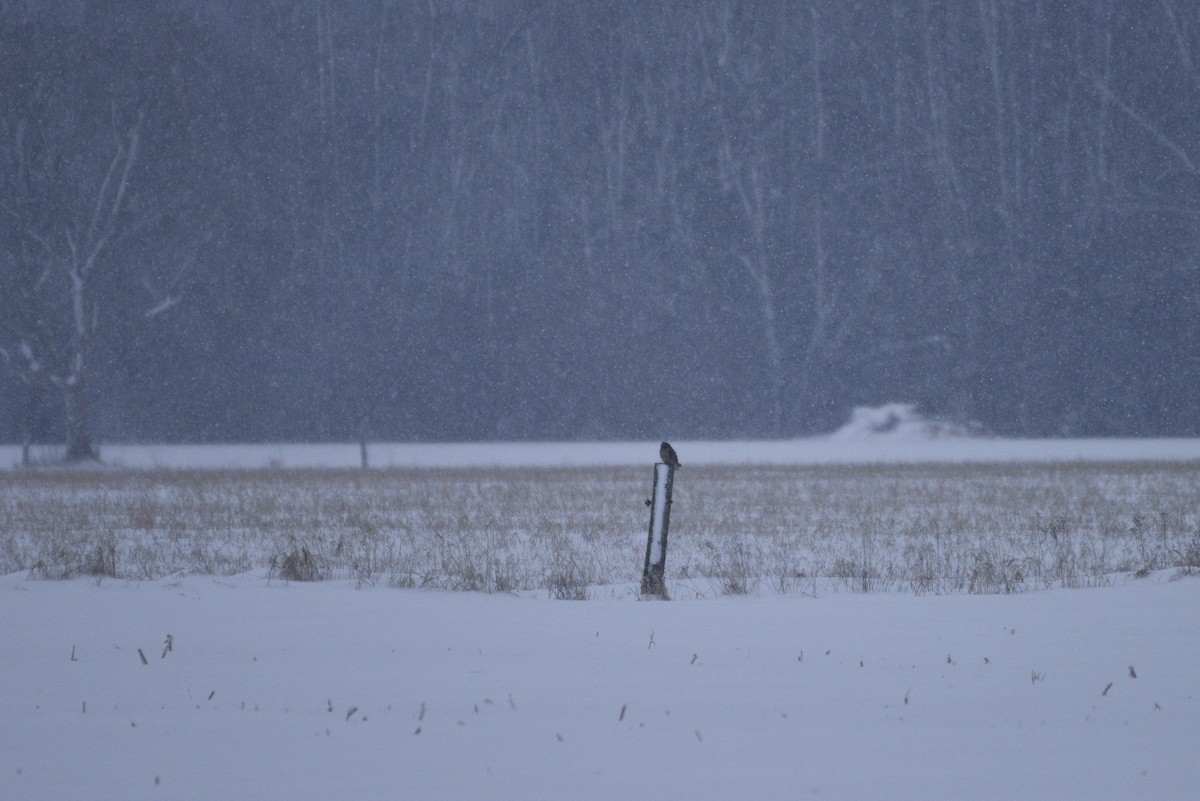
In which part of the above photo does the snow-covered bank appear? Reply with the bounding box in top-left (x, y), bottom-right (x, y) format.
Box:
top-left (4, 436), bottom-right (1200, 471)
top-left (2, 572), bottom-right (1197, 800)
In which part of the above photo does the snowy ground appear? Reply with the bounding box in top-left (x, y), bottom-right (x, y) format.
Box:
top-left (2, 427), bottom-right (1199, 798)
top-left (2, 570), bottom-right (1197, 800)
top-left (5, 435), bottom-right (1200, 471)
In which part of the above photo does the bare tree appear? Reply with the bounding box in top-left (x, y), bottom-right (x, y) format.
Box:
top-left (700, 6), bottom-right (846, 435)
top-left (701, 5), bottom-right (788, 436)
top-left (0, 100), bottom-right (143, 460)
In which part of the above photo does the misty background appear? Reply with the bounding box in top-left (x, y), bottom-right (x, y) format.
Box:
top-left (1, 1), bottom-right (1198, 450)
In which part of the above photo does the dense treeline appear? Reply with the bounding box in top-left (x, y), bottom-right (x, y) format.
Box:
top-left (1, 1), bottom-right (1198, 451)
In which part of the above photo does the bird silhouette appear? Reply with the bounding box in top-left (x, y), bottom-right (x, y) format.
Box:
top-left (659, 441), bottom-right (681, 468)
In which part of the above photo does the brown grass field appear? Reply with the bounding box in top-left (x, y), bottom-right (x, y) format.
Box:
top-left (3, 461), bottom-right (1198, 595)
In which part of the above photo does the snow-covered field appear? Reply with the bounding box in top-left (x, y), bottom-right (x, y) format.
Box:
top-left (3, 426), bottom-right (1199, 799)
top-left (4, 401), bottom-right (1200, 471)
top-left (3, 570), bottom-right (1197, 800)
top-left (6, 435), bottom-right (1200, 471)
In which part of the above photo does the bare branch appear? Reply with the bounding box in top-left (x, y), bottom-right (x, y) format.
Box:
top-left (64, 227), bottom-right (78, 269)
top-left (1095, 81), bottom-right (1199, 175)
top-left (12, 217), bottom-right (59, 265)
top-left (143, 295), bottom-right (182, 319)
top-left (738, 253), bottom-right (762, 282)
top-left (141, 236), bottom-right (204, 318)
top-left (81, 111), bottom-right (142, 277)
top-left (17, 340), bottom-right (42, 375)
top-left (1159, 0), bottom-right (1197, 89)
top-left (83, 128), bottom-right (125, 253)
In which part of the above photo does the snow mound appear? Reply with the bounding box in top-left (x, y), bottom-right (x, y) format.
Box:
top-left (829, 403), bottom-right (977, 441)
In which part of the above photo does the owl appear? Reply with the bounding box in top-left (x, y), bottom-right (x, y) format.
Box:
top-left (659, 441), bottom-right (681, 468)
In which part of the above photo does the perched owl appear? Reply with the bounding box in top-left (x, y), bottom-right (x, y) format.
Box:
top-left (659, 441), bottom-right (681, 468)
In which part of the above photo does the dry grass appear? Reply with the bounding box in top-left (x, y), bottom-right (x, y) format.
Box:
top-left (1, 462), bottom-right (1198, 595)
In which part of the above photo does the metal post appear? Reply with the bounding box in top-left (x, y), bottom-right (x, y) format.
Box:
top-left (641, 462), bottom-right (674, 599)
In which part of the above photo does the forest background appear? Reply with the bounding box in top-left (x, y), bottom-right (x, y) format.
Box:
top-left (2, 1), bottom-right (1198, 451)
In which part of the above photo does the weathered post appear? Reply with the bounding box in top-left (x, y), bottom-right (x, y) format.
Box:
top-left (641, 462), bottom-right (675, 599)
top-left (359, 418), bottom-right (370, 469)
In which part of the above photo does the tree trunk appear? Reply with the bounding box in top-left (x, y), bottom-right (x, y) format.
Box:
top-left (63, 376), bottom-right (98, 462)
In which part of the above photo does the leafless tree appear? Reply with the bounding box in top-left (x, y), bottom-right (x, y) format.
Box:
top-left (0, 99), bottom-right (145, 460)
